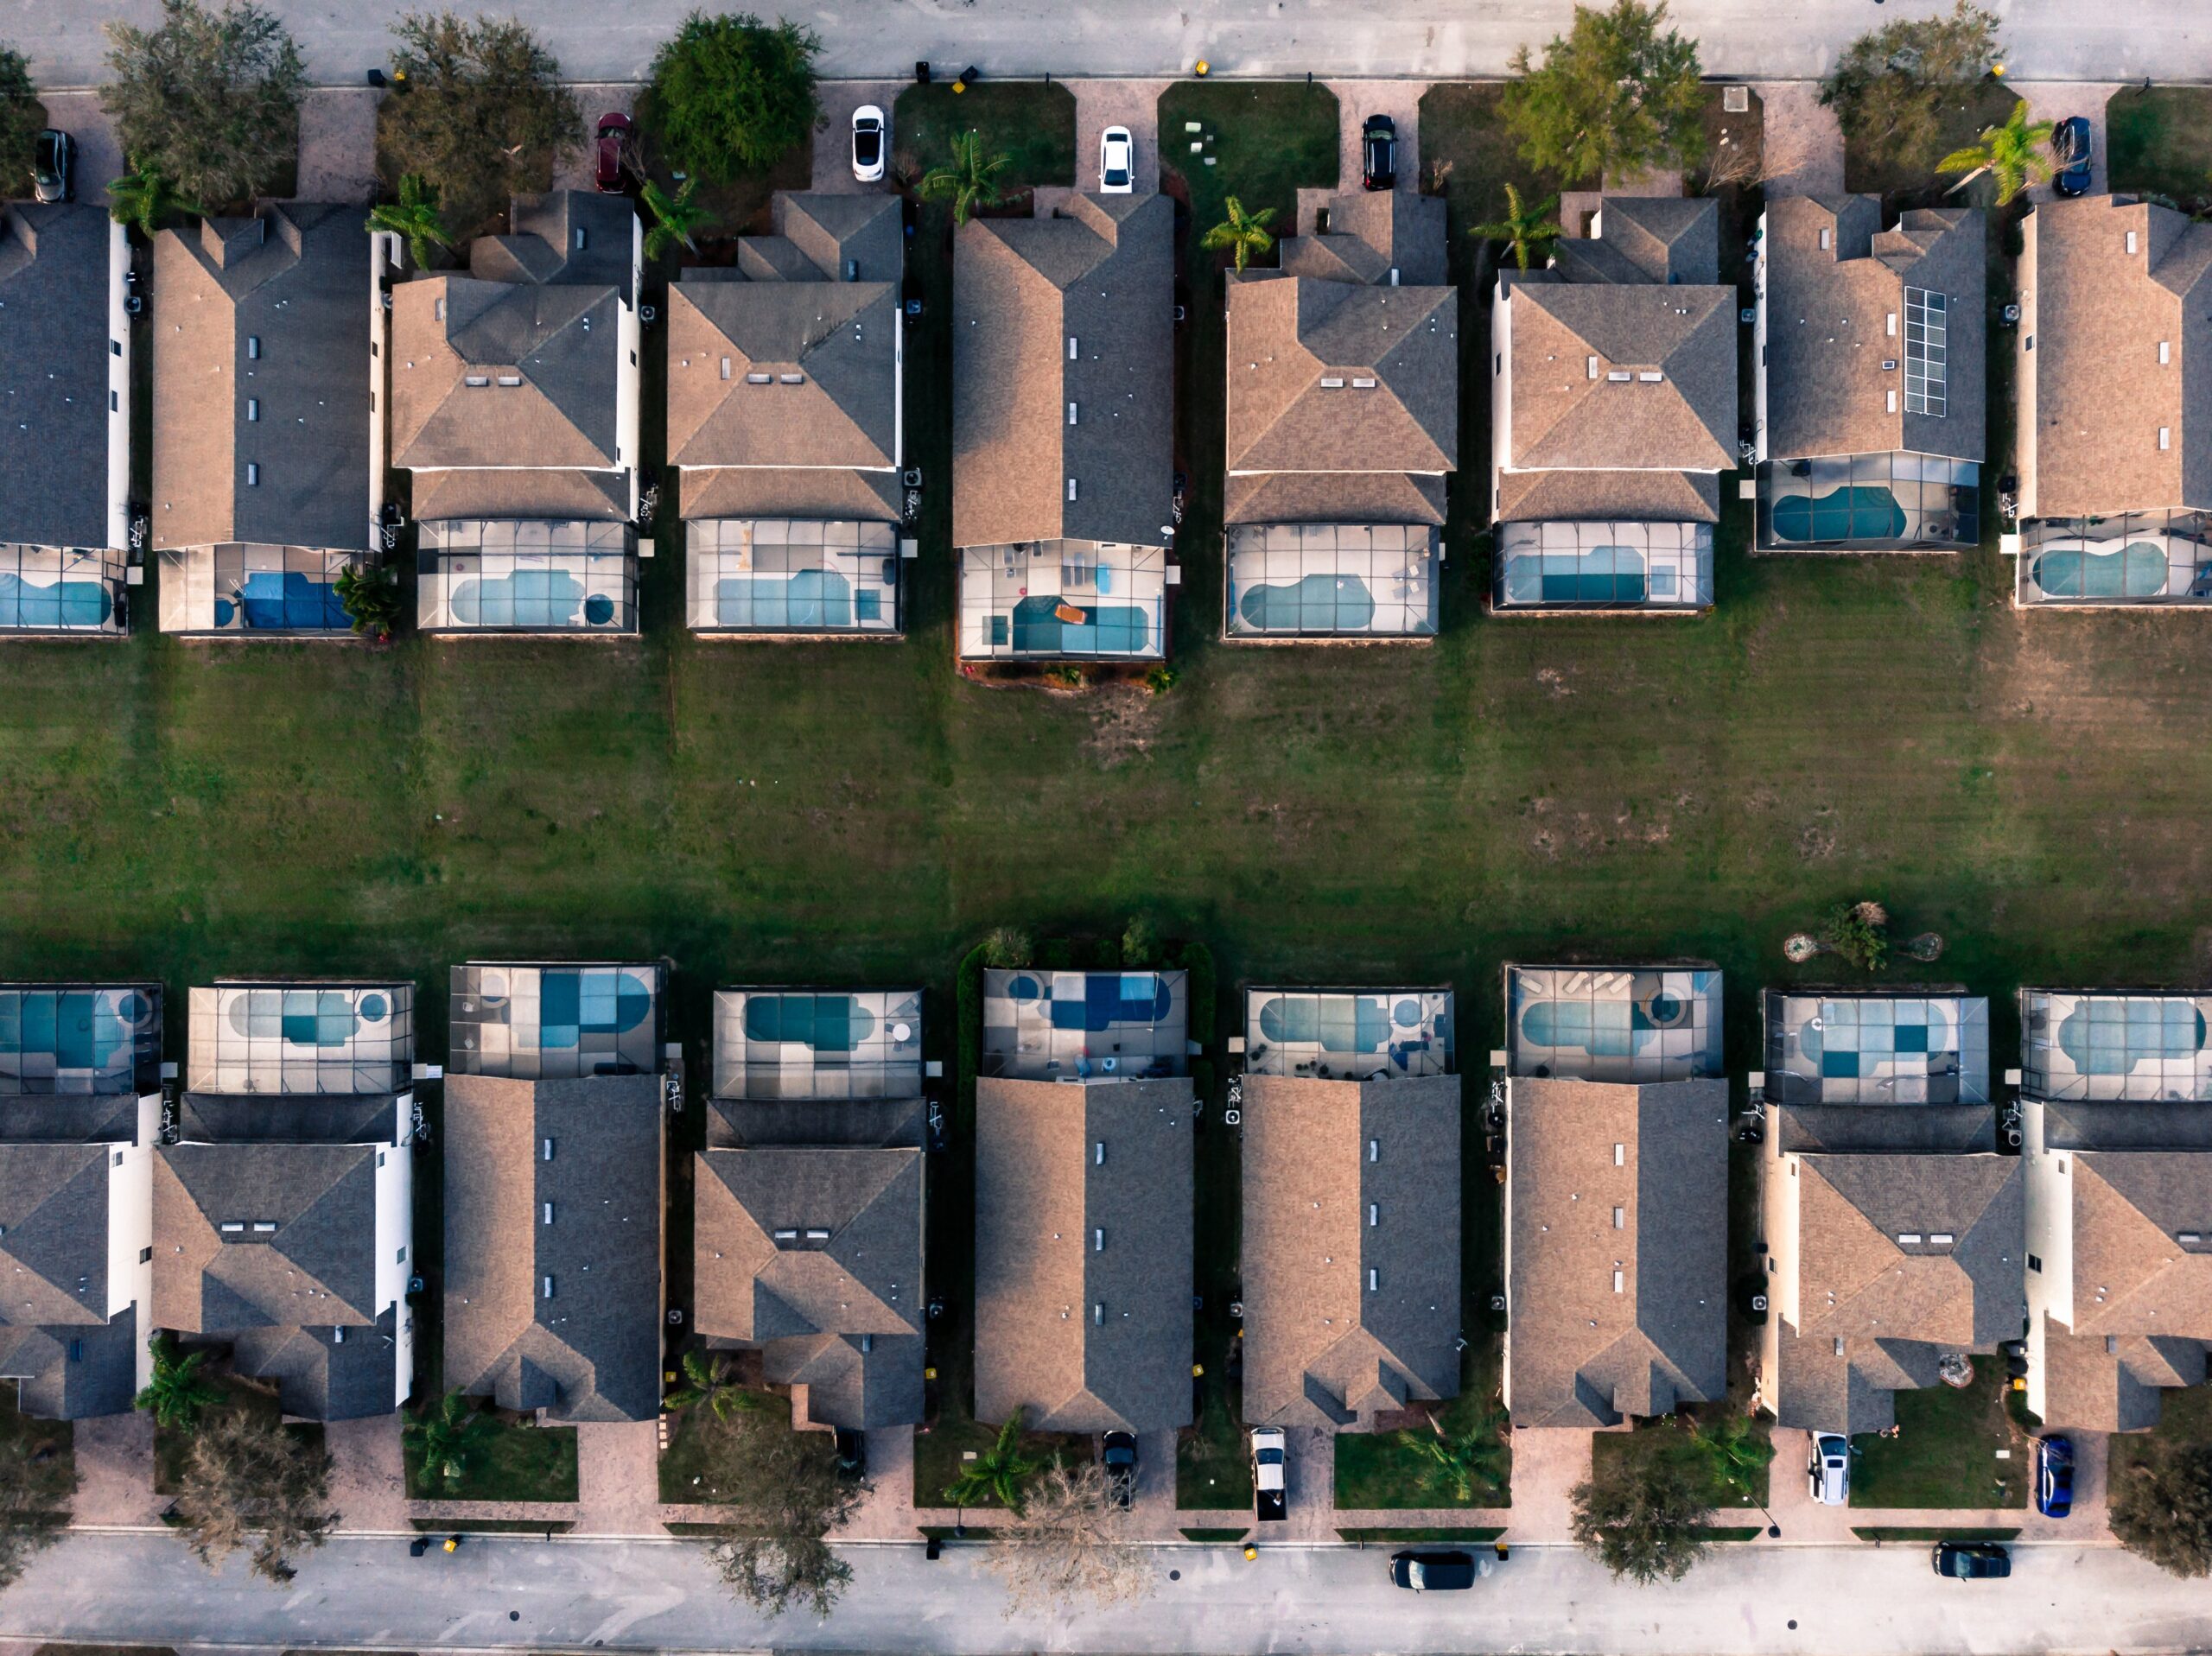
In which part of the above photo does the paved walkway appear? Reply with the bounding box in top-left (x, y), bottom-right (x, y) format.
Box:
top-left (837, 1422), bottom-right (918, 1539)
top-left (1503, 1426), bottom-right (1592, 1544)
top-left (573, 1421), bottom-right (663, 1537)
top-left (71, 1412), bottom-right (159, 1527)
top-left (327, 1415), bottom-right (409, 1532)
top-left (295, 87), bottom-right (381, 200)
top-left (1756, 80), bottom-right (1846, 199)
top-left (552, 83), bottom-right (639, 194)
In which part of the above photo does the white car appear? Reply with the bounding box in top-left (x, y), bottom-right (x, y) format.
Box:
top-left (1250, 1426), bottom-right (1287, 1520)
top-left (851, 105), bottom-right (887, 183)
top-left (1808, 1432), bottom-right (1850, 1505)
top-left (1099, 124), bottom-right (1135, 194)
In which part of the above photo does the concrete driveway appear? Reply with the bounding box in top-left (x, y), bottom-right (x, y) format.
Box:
top-left (1074, 79), bottom-right (1172, 197)
top-left (2012, 82), bottom-right (2123, 204)
top-left (815, 79), bottom-right (906, 193)
top-left (1328, 80), bottom-right (1424, 194)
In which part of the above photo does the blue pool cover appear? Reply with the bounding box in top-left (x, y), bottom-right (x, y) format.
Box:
top-left (1048, 974), bottom-right (1173, 1031)
top-left (0, 574), bottom-right (113, 630)
top-left (236, 571), bottom-right (347, 631)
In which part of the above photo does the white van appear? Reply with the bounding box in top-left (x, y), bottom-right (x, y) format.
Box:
top-left (1808, 1432), bottom-right (1850, 1505)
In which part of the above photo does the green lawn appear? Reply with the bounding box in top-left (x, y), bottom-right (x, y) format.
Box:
top-left (1841, 81), bottom-right (2021, 206)
top-left (911, 1414), bottom-right (1085, 1512)
top-left (152, 1376), bottom-right (325, 1497)
top-left (402, 1405), bottom-right (577, 1504)
top-left (1853, 1526), bottom-right (2020, 1542)
top-left (659, 1391), bottom-right (779, 1505)
top-left (0, 1386), bottom-right (75, 1482)
top-left (893, 82), bottom-right (1077, 196)
top-left (1333, 1374), bottom-right (1510, 1511)
top-left (1588, 1414), bottom-right (1771, 1515)
top-left (1849, 1368), bottom-right (2027, 1509)
top-left (1182, 1526), bottom-right (1252, 1542)
top-left (2109, 1373), bottom-right (2212, 1481)
top-left (1338, 1526), bottom-right (1505, 1544)
top-left (2105, 86), bottom-right (2212, 206)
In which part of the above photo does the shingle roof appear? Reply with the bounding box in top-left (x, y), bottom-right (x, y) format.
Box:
top-left (1559, 197), bottom-right (1719, 285)
top-left (0, 1141), bottom-right (135, 1418)
top-left (2019, 196), bottom-right (2212, 517)
top-left (1279, 190), bottom-right (1449, 287)
top-left (149, 205), bottom-right (372, 553)
top-left (1240, 1075), bottom-right (1460, 1429)
top-left (469, 192), bottom-right (636, 301)
top-left (952, 194), bottom-right (1174, 549)
top-left (390, 278), bottom-right (621, 470)
top-left (1224, 469), bottom-right (1447, 528)
top-left (442, 1073), bottom-right (663, 1423)
top-left (694, 1145), bottom-right (924, 1429)
top-left (1505, 1077), bottom-right (1727, 1427)
top-left (0, 205), bottom-right (113, 549)
top-left (974, 1077), bottom-right (1193, 1432)
top-left (1494, 466), bottom-right (1721, 523)
top-left (667, 281), bottom-right (898, 470)
top-left (1763, 197), bottom-right (1985, 464)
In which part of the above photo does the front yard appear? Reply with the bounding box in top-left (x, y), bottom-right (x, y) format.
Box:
top-left (1849, 1367), bottom-right (2027, 1509)
top-left (153, 1376), bottom-right (324, 1499)
top-left (401, 1403), bottom-right (577, 1504)
top-left (1841, 79), bottom-right (2020, 206)
top-left (2105, 86), bottom-right (2212, 207)
top-left (1588, 1411), bottom-right (1772, 1516)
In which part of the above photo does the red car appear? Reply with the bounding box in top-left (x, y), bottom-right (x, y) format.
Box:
top-left (594, 111), bottom-right (632, 193)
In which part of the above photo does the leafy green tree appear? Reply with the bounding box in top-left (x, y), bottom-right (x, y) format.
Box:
top-left (641, 176), bottom-right (714, 259)
top-left (1504, 0), bottom-right (1707, 182)
top-left (941, 1409), bottom-right (1042, 1511)
top-left (334, 563), bottom-right (402, 640)
top-left (366, 173), bottom-right (454, 270)
top-left (1402, 1408), bottom-right (1511, 1504)
top-left (918, 130), bottom-right (1009, 227)
top-left (0, 45), bottom-right (44, 197)
top-left (173, 1408), bottom-right (334, 1585)
top-left (107, 160), bottom-right (201, 238)
top-left (645, 10), bottom-right (822, 184)
top-left (100, 0), bottom-right (305, 208)
top-left (379, 12), bottom-right (582, 238)
top-left (0, 1432), bottom-right (74, 1592)
top-left (1198, 195), bottom-right (1277, 273)
top-left (702, 1411), bottom-right (863, 1617)
top-left (664, 1349), bottom-right (762, 1423)
top-left (1571, 1433), bottom-right (1714, 1583)
top-left (1819, 2), bottom-right (2003, 162)
top-left (403, 1392), bottom-right (496, 1490)
top-left (1936, 103), bottom-right (2055, 206)
top-left (2113, 1443), bottom-right (2212, 1577)
top-left (1472, 183), bottom-right (1563, 272)
top-left (135, 1333), bottom-right (224, 1431)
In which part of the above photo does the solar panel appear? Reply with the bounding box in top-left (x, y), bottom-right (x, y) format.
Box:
top-left (1904, 286), bottom-right (1947, 417)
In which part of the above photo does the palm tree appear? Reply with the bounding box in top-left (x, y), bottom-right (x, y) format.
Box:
top-left (1936, 105), bottom-right (2056, 206)
top-left (1694, 1412), bottom-right (1775, 1504)
top-left (918, 131), bottom-right (1010, 227)
top-left (107, 160), bottom-right (198, 239)
top-left (1471, 183), bottom-right (1563, 272)
top-left (640, 178), bottom-right (714, 261)
top-left (1402, 1407), bottom-right (1511, 1504)
top-left (664, 1349), bottom-right (762, 1423)
top-left (365, 174), bottom-right (454, 271)
top-left (940, 1408), bottom-right (1041, 1511)
top-left (1198, 195), bottom-right (1278, 274)
top-left (134, 1334), bottom-right (223, 1431)
top-left (404, 1391), bottom-right (496, 1490)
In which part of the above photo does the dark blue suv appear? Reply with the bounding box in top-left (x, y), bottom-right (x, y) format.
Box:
top-left (2035, 1435), bottom-right (2074, 1518)
top-left (2052, 117), bottom-right (2093, 198)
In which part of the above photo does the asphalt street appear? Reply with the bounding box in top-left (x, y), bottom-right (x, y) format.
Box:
top-left (7, 1533), bottom-right (2212, 1653)
top-left (16, 0), bottom-right (2212, 88)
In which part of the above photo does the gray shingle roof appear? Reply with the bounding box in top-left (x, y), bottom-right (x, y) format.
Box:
top-left (1560, 197), bottom-right (1719, 285)
top-left (694, 1145), bottom-right (924, 1429)
top-left (1504, 1077), bottom-right (1728, 1427)
top-left (668, 281), bottom-right (898, 471)
top-left (442, 1073), bottom-right (664, 1423)
top-left (149, 205), bottom-right (373, 554)
top-left (1763, 197), bottom-right (1985, 464)
top-left (974, 1077), bottom-right (1192, 1432)
top-left (0, 205), bottom-right (114, 549)
top-left (2019, 195), bottom-right (2212, 517)
top-left (953, 194), bottom-right (1174, 549)
top-left (391, 278), bottom-right (621, 470)
top-left (0, 1141), bottom-right (136, 1418)
top-left (1240, 1075), bottom-right (1460, 1429)
top-left (1279, 190), bottom-right (1449, 287)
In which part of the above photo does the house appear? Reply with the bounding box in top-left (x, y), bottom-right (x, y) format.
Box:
top-left (0, 984), bottom-right (162, 1418)
top-left (151, 206), bottom-right (374, 635)
top-left (974, 1076), bottom-right (1192, 1432)
top-left (1489, 198), bottom-right (1735, 613)
top-left (388, 192), bottom-right (643, 634)
top-left (953, 194), bottom-right (1175, 663)
top-left (158, 982), bottom-right (416, 1419)
top-left (980, 968), bottom-right (1189, 1082)
top-left (1239, 988), bottom-right (1459, 1430)
top-left (2013, 197), bottom-right (2212, 606)
top-left (1753, 198), bottom-right (1985, 553)
top-left (442, 961), bottom-right (665, 1420)
top-left (1223, 192), bottom-right (1455, 640)
top-left (1756, 989), bottom-right (2024, 1435)
top-left (1501, 965), bottom-right (1726, 1427)
top-left (2019, 989), bottom-right (2212, 1431)
top-left (693, 988), bottom-right (926, 1431)
top-left (670, 194), bottom-right (906, 636)
top-left (0, 205), bottom-right (132, 635)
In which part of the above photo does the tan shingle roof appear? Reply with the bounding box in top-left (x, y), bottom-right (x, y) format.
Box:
top-left (1495, 466), bottom-right (1720, 523)
top-left (1240, 1075), bottom-right (1460, 1429)
top-left (1278, 190), bottom-right (1449, 287)
top-left (667, 281), bottom-right (897, 471)
top-left (1505, 1077), bottom-right (1727, 1427)
top-left (974, 1077), bottom-right (1192, 1432)
top-left (390, 278), bottom-right (620, 470)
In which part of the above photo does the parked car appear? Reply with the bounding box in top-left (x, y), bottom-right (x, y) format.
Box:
top-left (1808, 1431), bottom-right (1849, 1505)
top-left (1934, 1540), bottom-right (2012, 1579)
top-left (1389, 1549), bottom-right (1491, 1590)
top-left (852, 104), bottom-right (887, 183)
top-left (1361, 115), bottom-right (1397, 192)
top-left (1101, 1429), bottom-right (1137, 1509)
top-left (2051, 117), bottom-right (2093, 198)
top-left (1099, 124), bottom-right (1135, 194)
top-left (833, 1428), bottom-right (866, 1482)
top-left (2035, 1435), bottom-right (2074, 1518)
top-left (1250, 1425), bottom-right (1287, 1521)
top-left (594, 112), bottom-right (632, 194)
top-left (32, 130), bottom-right (73, 204)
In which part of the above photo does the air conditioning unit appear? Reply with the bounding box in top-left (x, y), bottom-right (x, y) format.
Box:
top-left (1751, 1294), bottom-right (1769, 1313)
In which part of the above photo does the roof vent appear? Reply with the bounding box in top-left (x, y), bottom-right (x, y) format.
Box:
top-left (542, 1276), bottom-right (556, 1298)
top-left (542, 1202), bottom-right (555, 1224)
top-left (1819, 228), bottom-right (1832, 251)
top-left (1897, 1232), bottom-right (1923, 1245)
top-left (1612, 1144), bottom-right (1625, 1167)
top-left (464, 374), bottom-right (491, 388)
top-left (747, 372), bottom-right (772, 384)
top-left (1369, 1203), bottom-right (1379, 1228)
top-left (252, 1221), bottom-right (276, 1234)
top-left (1094, 1228), bottom-right (1105, 1251)
top-left (1351, 376), bottom-right (1378, 389)
top-left (1929, 1232), bottom-right (1955, 1246)
top-left (1067, 402), bottom-right (1078, 424)
top-left (1636, 371), bottom-right (1662, 383)
top-left (334, 1326), bottom-right (346, 1344)
top-left (1095, 1140), bottom-right (1105, 1165)
top-left (219, 1221), bottom-right (245, 1234)
top-left (804, 1228), bottom-right (830, 1241)
top-left (2160, 428), bottom-right (2171, 451)
top-left (1612, 1269), bottom-right (1624, 1293)
top-left (772, 1228), bottom-right (799, 1242)
top-left (1368, 1139), bottom-right (1379, 1163)
top-left (1881, 359), bottom-right (1897, 371)
top-left (2182, 1231), bottom-right (2202, 1245)
top-left (1367, 1267), bottom-right (1379, 1292)
top-left (497, 374), bottom-right (522, 387)
top-left (1319, 377), bottom-right (1345, 389)
top-left (1066, 478), bottom-right (1078, 502)
top-left (1607, 371), bottom-right (1632, 382)
top-left (574, 227), bottom-right (588, 251)
top-left (542, 1139), bottom-right (555, 1161)
top-left (1586, 356), bottom-right (1599, 379)
top-left (2126, 231), bottom-right (2139, 256)
top-left (779, 372), bottom-right (804, 384)
top-left (1067, 337), bottom-right (1079, 360)
top-left (720, 356), bottom-right (732, 379)
top-left (1093, 1302), bottom-right (1104, 1326)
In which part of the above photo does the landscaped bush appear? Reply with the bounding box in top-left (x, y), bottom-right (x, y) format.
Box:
top-left (645, 11), bottom-right (821, 185)
top-left (102, 0), bottom-right (305, 208)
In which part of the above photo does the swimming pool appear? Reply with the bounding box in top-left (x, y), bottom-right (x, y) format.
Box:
top-left (715, 570), bottom-right (884, 629)
top-left (533, 968), bottom-right (657, 1050)
top-left (1005, 972), bottom-right (1172, 1031)
top-left (1258, 993), bottom-right (1391, 1051)
top-left (1769, 486), bottom-right (1910, 542)
top-left (2030, 544), bottom-right (2172, 600)
top-left (448, 571), bottom-right (623, 629)
top-left (2056, 1001), bottom-right (2209, 1075)
top-left (213, 570), bottom-right (348, 631)
top-left (742, 993), bottom-right (877, 1051)
top-left (1500, 549), bottom-right (1655, 606)
top-left (1521, 999), bottom-right (1649, 1057)
top-left (993, 595), bottom-right (1151, 655)
top-left (0, 573), bottom-right (114, 630)
top-left (1236, 574), bottom-right (1377, 632)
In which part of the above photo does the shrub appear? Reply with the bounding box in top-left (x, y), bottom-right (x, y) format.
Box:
top-left (645, 10), bottom-right (821, 185)
top-left (1819, 2), bottom-right (2002, 160)
top-left (1821, 900), bottom-right (1890, 973)
top-left (1144, 664), bottom-right (1180, 695)
top-left (101, 0), bottom-right (305, 208)
top-left (335, 563), bottom-right (403, 639)
top-left (1120, 916), bottom-right (1160, 968)
top-left (981, 926), bottom-right (1033, 969)
top-left (2112, 1444), bottom-right (2212, 1577)
top-left (0, 46), bottom-right (41, 196)
top-left (1504, 0), bottom-right (1707, 182)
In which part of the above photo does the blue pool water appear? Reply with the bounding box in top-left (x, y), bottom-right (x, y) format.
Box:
top-left (1520, 999), bottom-right (1648, 1058)
top-left (450, 571), bottom-right (620, 628)
top-left (535, 968), bottom-right (654, 1050)
top-left (2056, 1002), bottom-right (2209, 1075)
top-left (1503, 550), bottom-right (1650, 605)
top-left (0, 574), bottom-right (113, 630)
top-left (991, 595), bottom-right (1149, 655)
top-left (743, 993), bottom-right (877, 1050)
top-left (715, 570), bottom-right (885, 629)
top-left (2031, 545), bottom-right (2170, 599)
top-left (0, 990), bottom-right (134, 1070)
top-left (1258, 995), bottom-right (1389, 1051)
top-left (1770, 487), bottom-right (1910, 542)
top-left (1236, 574), bottom-right (1376, 631)
top-left (1045, 974), bottom-right (1173, 1031)
top-left (234, 571), bottom-right (346, 631)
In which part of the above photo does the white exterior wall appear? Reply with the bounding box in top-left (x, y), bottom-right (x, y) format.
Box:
top-left (1489, 288), bottom-right (1512, 523)
top-left (2019, 1095), bottom-right (2074, 1420)
top-left (374, 1100), bottom-right (415, 1410)
top-left (106, 220), bottom-right (131, 554)
top-left (108, 1094), bottom-right (161, 1391)
top-left (1500, 1075), bottom-right (1516, 1412)
top-left (370, 230), bottom-right (395, 536)
top-left (1751, 208), bottom-right (1770, 464)
top-left (620, 216), bottom-right (644, 520)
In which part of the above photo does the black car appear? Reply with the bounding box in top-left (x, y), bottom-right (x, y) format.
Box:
top-left (1362, 115), bottom-right (1397, 192)
top-left (33, 129), bottom-right (73, 204)
top-left (2052, 117), bottom-right (2093, 198)
top-left (1933, 1540), bottom-right (2011, 1579)
top-left (1390, 1549), bottom-right (1482, 1591)
top-left (833, 1428), bottom-right (866, 1482)
top-left (1101, 1429), bottom-right (1137, 1510)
